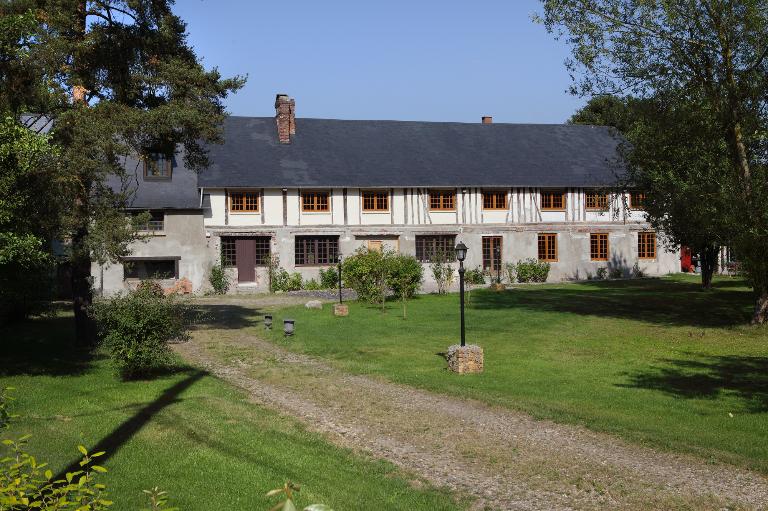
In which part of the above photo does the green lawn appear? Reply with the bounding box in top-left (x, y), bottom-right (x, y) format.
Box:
top-left (0, 310), bottom-right (461, 511)
top-left (262, 275), bottom-right (768, 473)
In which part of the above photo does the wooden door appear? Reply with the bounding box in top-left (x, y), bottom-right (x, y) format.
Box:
top-left (236, 238), bottom-right (256, 283)
top-left (482, 236), bottom-right (503, 272)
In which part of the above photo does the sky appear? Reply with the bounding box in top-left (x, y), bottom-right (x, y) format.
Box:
top-left (174, 0), bottom-right (585, 124)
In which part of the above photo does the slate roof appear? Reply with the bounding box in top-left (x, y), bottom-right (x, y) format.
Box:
top-left (118, 153), bottom-right (200, 210)
top-left (197, 116), bottom-right (625, 189)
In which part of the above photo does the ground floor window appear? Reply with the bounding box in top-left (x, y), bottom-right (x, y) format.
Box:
top-left (295, 236), bottom-right (339, 265)
top-left (482, 236), bottom-right (502, 271)
top-left (415, 235), bottom-right (456, 262)
top-left (123, 258), bottom-right (178, 280)
top-left (221, 236), bottom-right (271, 267)
top-left (590, 233), bottom-right (609, 261)
top-left (537, 233), bottom-right (558, 262)
top-left (638, 231), bottom-right (656, 259)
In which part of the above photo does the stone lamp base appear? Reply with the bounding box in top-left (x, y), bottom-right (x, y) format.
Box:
top-left (490, 283), bottom-right (506, 292)
top-left (333, 303), bottom-right (349, 316)
top-left (446, 344), bottom-right (484, 374)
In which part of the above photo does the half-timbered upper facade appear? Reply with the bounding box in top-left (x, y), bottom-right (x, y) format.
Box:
top-left (93, 94), bottom-right (679, 295)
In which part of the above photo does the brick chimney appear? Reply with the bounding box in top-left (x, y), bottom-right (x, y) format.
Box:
top-left (275, 93), bottom-right (296, 143)
top-left (482, 116), bottom-right (493, 124)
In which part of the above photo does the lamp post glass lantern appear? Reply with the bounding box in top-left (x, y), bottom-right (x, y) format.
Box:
top-left (455, 241), bottom-right (467, 347)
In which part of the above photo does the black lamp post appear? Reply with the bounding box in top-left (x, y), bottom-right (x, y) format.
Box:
top-left (337, 254), bottom-right (343, 304)
top-left (494, 244), bottom-right (501, 284)
top-left (455, 241), bottom-right (468, 347)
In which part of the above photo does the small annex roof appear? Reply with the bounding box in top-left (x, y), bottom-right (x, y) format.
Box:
top-left (197, 116), bottom-right (625, 189)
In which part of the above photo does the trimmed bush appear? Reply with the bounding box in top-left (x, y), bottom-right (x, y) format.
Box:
top-left (596, 267), bottom-right (608, 280)
top-left (465, 266), bottom-right (487, 285)
top-left (208, 262), bottom-right (230, 294)
top-left (319, 267), bottom-right (339, 289)
top-left (271, 268), bottom-right (303, 292)
top-left (514, 258), bottom-right (551, 283)
top-left (91, 286), bottom-right (195, 379)
top-left (342, 248), bottom-right (390, 307)
top-left (303, 278), bottom-right (321, 290)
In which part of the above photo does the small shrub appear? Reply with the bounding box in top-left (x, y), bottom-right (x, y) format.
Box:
top-left (271, 268), bottom-right (303, 292)
top-left (266, 481), bottom-right (333, 511)
top-left (0, 387), bottom-right (15, 430)
top-left (303, 278), bottom-right (321, 290)
top-left (343, 248), bottom-right (390, 308)
top-left (609, 266), bottom-right (624, 279)
top-left (514, 259), bottom-right (550, 283)
top-left (596, 267), bottom-right (608, 280)
top-left (209, 262), bottom-right (230, 294)
top-left (319, 267), bottom-right (339, 289)
top-left (465, 266), bottom-right (487, 285)
top-left (91, 286), bottom-right (195, 379)
top-left (136, 279), bottom-right (164, 296)
top-left (429, 250), bottom-right (455, 294)
top-left (632, 262), bottom-right (646, 278)
top-left (386, 254), bottom-right (424, 318)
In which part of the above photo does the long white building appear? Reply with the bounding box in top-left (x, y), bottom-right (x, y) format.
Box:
top-left (94, 94), bottom-right (679, 294)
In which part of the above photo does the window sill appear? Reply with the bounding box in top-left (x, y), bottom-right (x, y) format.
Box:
top-left (362, 210), bottom-right (390, 214)
top-left (230, 211), bottom-right (261, 215)
top-left (301, 211), bottom-right (331, 214)
top-left (138, 231), bottom-right (166, 237)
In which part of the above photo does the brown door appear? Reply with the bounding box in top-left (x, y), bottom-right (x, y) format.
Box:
top-left (235, 238), bottom-right (256, 283)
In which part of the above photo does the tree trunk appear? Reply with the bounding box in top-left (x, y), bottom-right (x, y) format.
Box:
top-left (71, 242), bottom-right (95, 345)
top-left (700, 245), bottom-right (719, 290)
top-left (753, 291), bottom-right (768, 325)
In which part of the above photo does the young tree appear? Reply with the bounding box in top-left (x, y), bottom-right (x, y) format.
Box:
top-left (570, 95), bottom-right (730, 289)
top-left (0, 1), bottom-right (245, 340)
top-left (540, 1), bottom-right (768, 322)
top-left (385, 254), bottom-right (423, 319)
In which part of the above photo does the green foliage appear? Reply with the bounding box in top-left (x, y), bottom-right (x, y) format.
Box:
top-left (513, 259), bottom-right (550, 283)
top-left (318, 267), bottom-right (339, 289)
top-left (303, 279), bottom-right (321, 291)
top-left (141, 487), bottom-right (179, 511)
top-left (608, 267), bottom-right (623, 280)
top-left (595, 267), bottom-right (608, 280)
top-left (632, 262), bottom-right (646, 279)
top-left (0, 438), bottom-right (112, 510)
top-left (136, 280), bottom-right (165, 297)
top-left (0, 387), bottom-right (15, 430)
top-left (271, 268), bottom-right (303, 292)
top-left (91, 285), bottom-right (195, 379)
top-left (385, 253), bottom-right (424, 318)
top-left (342, 248), bottom-right (391, 308)
top-left (266, 481), bottom-right (333, 511)
top-left (209, 262), bottom-right (230, 295)
top-left (0, 232), bottom-right (55, 323)
top-left (464, 267), bottom-right (487, 285)
top-left (428, 251), bottom-right (455, 294)
top-left (505, 263), bottom-right (516, 284)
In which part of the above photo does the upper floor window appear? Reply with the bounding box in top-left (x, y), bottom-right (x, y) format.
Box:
top-left (483, 191), bottom-right (507, 210)
top-left (302, 191), bottom-right (330, 212)
top-left (143, 153), bottom-right (172, 180)
top-left (295, 235), bottom-right (338, 265)
top-left (362, 190), bottom-right (389, 212)
top-left (638, 231), bottom-right (656, 259)
top-left (537, 233), bottom-right (558, 262)
top-left (630, 192), bottom-right (646, 209)
top-left (429, 190), bottom-right (456, 211)
top-left (590, 233), bottom-right (609, 261)
top-left (540, 190), bottom-right (565, 210)
top-left (585, 192), bottom-right (609, 210)
top-left (415, 235), bottom-right (456, 262)
top-left (132, 210), bottom-right (164, 232)
top-left (229, 191), bottom-right (259, 212)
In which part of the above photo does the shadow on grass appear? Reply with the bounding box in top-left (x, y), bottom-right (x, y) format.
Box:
top-left (470, 278), bottom-right (753, 328)
top-left (192, 304), bottom-right (262, 330)
top-left (54, 369), bottom-right (207, 480)
top-left (0, 310), bottom-right (96, 377)
top-left (620, 355), bottom-right (768, 413)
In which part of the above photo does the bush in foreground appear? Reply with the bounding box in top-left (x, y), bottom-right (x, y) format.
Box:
top-left (91, 286), bottom-right (196, 379)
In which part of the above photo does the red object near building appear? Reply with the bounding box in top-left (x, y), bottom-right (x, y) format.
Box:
top-left (681, 246), bottom-right (693, 272)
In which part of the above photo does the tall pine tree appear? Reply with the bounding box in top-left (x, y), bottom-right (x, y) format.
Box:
top-left (0, 1), bottom-right (245, 341)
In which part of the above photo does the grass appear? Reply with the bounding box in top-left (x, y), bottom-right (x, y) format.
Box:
top-left (0, 309), bottom-right (462, 511)
top-left (259, 275), bottom-right (768, 473)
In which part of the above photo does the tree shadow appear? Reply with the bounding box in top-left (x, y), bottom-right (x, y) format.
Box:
top-left (54, 369), bottom-right (207, 480)
top-left (470, 278), bottom-right (753, 327)
top-left (0, 309), bottom-right (96, 377)
top-left (192, 304), bottom-right (262, 330)
top-left (619, 355), bottom-right (768, 413)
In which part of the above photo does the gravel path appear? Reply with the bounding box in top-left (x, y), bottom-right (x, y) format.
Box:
top-left (177, 299), bottom-right (768, 511)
